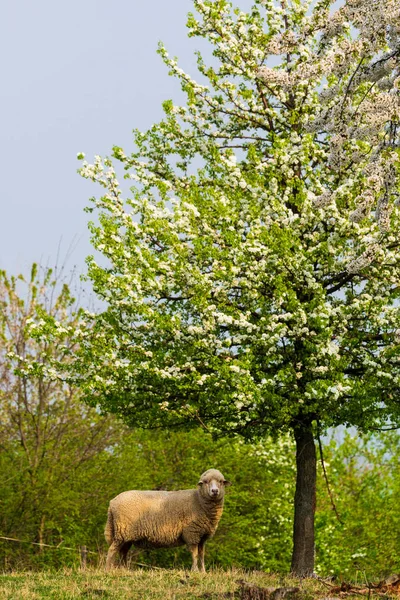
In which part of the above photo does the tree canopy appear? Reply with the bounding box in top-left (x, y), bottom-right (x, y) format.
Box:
top-left (75, 0), bottom-right (400, 436)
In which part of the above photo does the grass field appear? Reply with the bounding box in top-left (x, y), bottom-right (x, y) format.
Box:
top-left (0, 568), bottom-right (398, 600)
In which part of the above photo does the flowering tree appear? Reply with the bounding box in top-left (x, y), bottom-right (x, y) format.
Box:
top-left (53, 0), bottom-right (400, 575)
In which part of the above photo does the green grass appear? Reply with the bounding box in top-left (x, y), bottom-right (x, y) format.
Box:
top-left (0, 568), bottom-right (397, 600)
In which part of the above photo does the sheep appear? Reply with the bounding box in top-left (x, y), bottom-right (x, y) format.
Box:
top-left (104, 468), bottom-right (231, 572)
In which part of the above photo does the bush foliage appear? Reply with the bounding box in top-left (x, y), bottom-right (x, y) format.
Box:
top-left (1, 418), bottom-right (399, 577)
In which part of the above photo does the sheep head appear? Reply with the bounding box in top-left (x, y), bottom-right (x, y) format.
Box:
top-left (197, 469), bottom-right (231, 501)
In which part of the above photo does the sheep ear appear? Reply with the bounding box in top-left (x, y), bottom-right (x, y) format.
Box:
top-left (223, 480), bottom-right (231, 487)
top-left (198, 480), bottom-right (204, 486)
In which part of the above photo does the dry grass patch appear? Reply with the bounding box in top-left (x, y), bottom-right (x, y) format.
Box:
top-left (0, 569), bottom-right (398, 600)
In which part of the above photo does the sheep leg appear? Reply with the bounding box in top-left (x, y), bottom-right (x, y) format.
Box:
top-left (198, 541), bottom-right (206, 573)
top-left (120, 541), bottom-right (133, 567)
top-left (106, 541), bottom-right (123, 570)
top-left (187, 544), bottom-right (199, 571)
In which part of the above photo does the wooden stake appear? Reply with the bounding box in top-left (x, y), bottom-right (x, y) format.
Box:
top-left (80, 545), bottom-right (87, 569)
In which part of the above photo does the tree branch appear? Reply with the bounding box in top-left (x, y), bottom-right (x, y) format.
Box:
top-left (316, 422), bottom-right (343, 525)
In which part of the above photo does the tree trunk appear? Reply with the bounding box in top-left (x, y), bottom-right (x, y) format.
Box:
top-left (290, 421), bottom-right (316, 577)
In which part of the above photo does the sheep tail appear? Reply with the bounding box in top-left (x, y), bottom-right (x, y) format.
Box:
top-left (104, 507), bottom-right (114, 545)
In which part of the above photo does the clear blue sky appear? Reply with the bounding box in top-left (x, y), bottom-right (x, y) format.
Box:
top-left (0, 0), bottom-right (212, 277)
